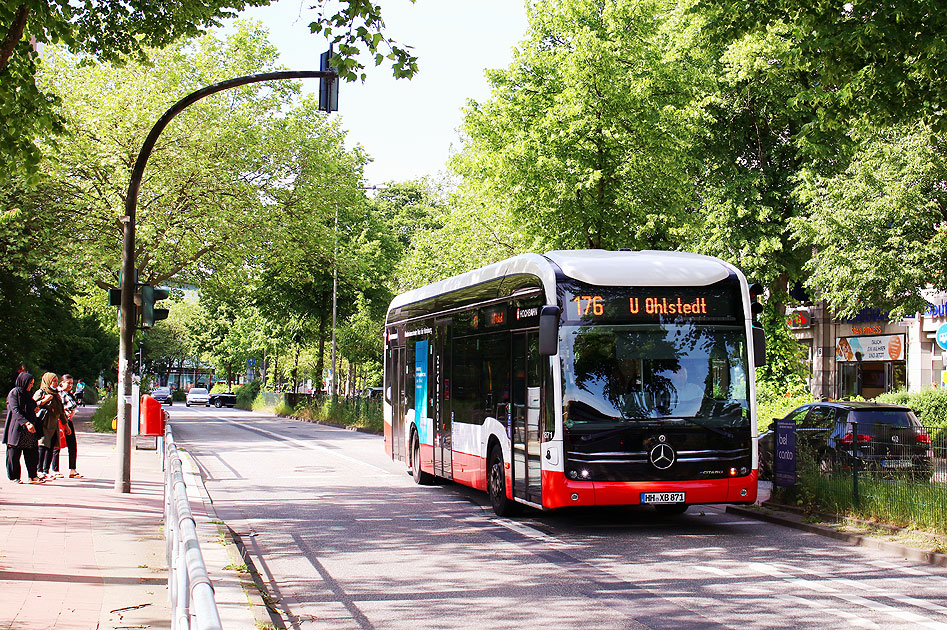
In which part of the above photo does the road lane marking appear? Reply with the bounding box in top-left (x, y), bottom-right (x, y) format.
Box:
top-left (758, 562), bottom-right (947, 629)
top-left (221, 417), bottom-right (393, 475)
top-left (490, 518), bottom-right (552, 542)
top-left (694, 565), bottom-right (729, 577)
top-left (868, 559), bottom-right (930, 576)
top-left (774, 561), bottom-right (947, 620)
top-left (779, 594), bottom-right (879, 629)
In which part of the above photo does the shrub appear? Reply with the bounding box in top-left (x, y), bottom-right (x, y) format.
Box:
top-left (235, 380), bottom-right (261, 410)
top-left (877, 387), bottom-right (947, 443)
top-left (91, 397), bottom-right (117, 433)
top-left (275, 401), bottom-right (293, 415)
top-left (251, 392), bottom-right (270, 412)
top-left (172, 389), bottom-right (187, 402)
top-left (288, 396), bottom-right (382, 432)
top-left (755, 378), bottom-right (816, 433)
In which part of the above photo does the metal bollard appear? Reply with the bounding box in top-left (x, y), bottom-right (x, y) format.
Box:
top-left (852, 421), bottom-right (860, 508)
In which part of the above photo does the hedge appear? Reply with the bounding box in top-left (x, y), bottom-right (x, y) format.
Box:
top-left (875, 388), bottom-right (947, 442)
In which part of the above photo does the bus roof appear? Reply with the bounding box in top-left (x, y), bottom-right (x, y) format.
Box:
top-left (387, 249), bottom-right (741, 315)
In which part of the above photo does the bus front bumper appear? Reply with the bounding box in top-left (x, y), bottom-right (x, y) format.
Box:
top-left (541, 470), bottom-right (758, 510)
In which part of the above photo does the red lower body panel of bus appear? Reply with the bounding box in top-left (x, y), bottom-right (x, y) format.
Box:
top-left (541, 469), bottom-right (758, 510)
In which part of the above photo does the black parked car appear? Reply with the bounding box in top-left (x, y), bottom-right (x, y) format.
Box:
top-left (208, 391), bottom-right (237, 408)
top-left (151, 386), bottom-right (173, 406)
top-left (759, 401), bottom-right (933, 478)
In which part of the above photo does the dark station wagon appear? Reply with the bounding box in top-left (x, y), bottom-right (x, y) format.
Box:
top-left (759, 401), bottom-right (934, 478)
top-left (208, 391), bottom-right (237, 408)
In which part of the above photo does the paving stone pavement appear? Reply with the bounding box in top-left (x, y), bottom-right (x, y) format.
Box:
top-left (0, 406), bottom-right (170, 629)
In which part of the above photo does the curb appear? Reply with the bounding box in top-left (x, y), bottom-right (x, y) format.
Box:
top-left (224, 527), bottom-right (286, 629)
top-left (726, 504), bottom-right (947, 568)
top-left (177, 448), bottom-right (282, 629)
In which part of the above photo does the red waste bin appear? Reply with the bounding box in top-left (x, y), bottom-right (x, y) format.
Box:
top-left (140, 395), bottom-right (166, 436)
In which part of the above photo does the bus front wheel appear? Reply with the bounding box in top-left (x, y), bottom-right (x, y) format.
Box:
top-left (411, 433), bottom-right (433, 485)
top-left (488, 446), bottom-right (517, 517)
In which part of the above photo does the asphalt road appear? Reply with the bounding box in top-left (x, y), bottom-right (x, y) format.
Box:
top-left (170, 406), bottom-right (947, 630)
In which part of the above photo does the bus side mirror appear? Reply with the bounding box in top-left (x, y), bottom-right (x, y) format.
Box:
top-left (539, 305), bottom-right (561, 356)
top-left (753, 325), bottom-right (766, 367)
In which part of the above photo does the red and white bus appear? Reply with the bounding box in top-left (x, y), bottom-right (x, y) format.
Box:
top-left (383, 250), bottom-right (765, 515)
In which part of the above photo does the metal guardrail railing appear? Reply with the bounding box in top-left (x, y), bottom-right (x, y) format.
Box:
top-left (164, 425), bottom-right (223, 630)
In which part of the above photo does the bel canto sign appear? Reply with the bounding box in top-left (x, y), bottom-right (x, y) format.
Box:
top-left (773, 418), bottom-right (796, 487)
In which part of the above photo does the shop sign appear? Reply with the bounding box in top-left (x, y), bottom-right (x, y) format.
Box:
top-left (850, 325), bottom-right (884, 335)
top-left (836, 334), bottom-right (904, 362)
top-left (937, 324), bottom-right (947, 351)
top-left (786, 308), bottom-right (811, 329)
top-left (927, 303), bottom-right (947, 319)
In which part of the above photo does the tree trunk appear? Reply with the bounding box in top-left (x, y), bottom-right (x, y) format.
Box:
top-left (292, 345), bottom-right (301, 394)
top-left (0, 5), bottom-right (30, 73)
top-left (315, 313), bottom-right (327, 393)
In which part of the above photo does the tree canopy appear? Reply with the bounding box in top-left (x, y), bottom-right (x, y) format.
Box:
top-left (0, 0), bottom-right (416, 184)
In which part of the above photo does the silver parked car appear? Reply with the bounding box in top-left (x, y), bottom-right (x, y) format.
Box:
top-left (185, 387), bottom-right (210, 407)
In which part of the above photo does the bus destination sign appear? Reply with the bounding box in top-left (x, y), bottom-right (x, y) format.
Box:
top-left (563, 285), bottom-right (741, 323)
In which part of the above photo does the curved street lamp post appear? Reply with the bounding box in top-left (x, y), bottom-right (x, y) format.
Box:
top-left (116, 69), bottom-right (337, 493)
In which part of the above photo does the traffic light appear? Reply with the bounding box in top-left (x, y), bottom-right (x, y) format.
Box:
top-left (140, 285), bottom-right (170, 328)
top-left (108, 289), bottom-right (121, 306)
top-left (749, 283), bottom-right (767, 367)
top-left (319, 46), bottom-right (339, 112)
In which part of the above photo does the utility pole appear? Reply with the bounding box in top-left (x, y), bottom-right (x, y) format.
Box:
top-left (330, 202), bottom-right (338, 399)
top-left (115, 68), bottom-right (338, 493)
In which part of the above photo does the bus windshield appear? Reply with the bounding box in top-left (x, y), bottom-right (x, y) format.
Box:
top-left (561, 324), bottom-right (750, 427)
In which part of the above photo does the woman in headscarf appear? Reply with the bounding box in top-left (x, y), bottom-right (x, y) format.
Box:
top-left (3, 372), bottom-right (41, 483)
top-left (33, 372), bottom-right (64, 481)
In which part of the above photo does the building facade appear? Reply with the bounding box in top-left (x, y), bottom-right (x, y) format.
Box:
top-left (787, 297), bottom-right (947, 400)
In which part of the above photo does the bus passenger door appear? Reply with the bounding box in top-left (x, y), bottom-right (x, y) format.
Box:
top-left (434, 324), bottom-right (452, 478)
top-left (512, 332), bottom-right (542, 505)
top-left (390, 342), bottom-right (406, 463)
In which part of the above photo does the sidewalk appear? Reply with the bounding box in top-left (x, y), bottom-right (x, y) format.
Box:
top-left (0, 405), bottom-right (169, 630)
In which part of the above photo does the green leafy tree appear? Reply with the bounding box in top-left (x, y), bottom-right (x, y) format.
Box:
top-left (697, 0), bottom-right (947, 137)
top-left (454, 0), bottom-right (703, 251)
top-left (793, 126), bottom-right (947, 317)
top-left (681, 23), bottom-right (811, 295)
top-left (30, 25), bottom-right (300, 291)
top-left (0, 0), bottom-right (417, 183)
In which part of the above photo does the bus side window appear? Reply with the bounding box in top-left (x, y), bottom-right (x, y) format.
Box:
top-left (453, 336), bottom-right (481, 423)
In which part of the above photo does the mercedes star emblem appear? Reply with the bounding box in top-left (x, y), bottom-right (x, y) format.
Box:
top-left (649, 443), bottom-right (676, 470)
top-left (892, 435), bottom-right (899, 443)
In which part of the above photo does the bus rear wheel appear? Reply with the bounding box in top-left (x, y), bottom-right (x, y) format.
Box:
top-left (411, 433), bottom-right (433, 485)
top-left (488, 446), bottom-right (517, 517)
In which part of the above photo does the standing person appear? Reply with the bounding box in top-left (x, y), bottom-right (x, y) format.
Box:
top-left (3, 372), bottom-right (41, 483)
top-left (57, 374), bottom-right (81, 478)
top-left (33, 372), bottom-right (64, 481)
top-left (75, 379), bottom-right (86, 406)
